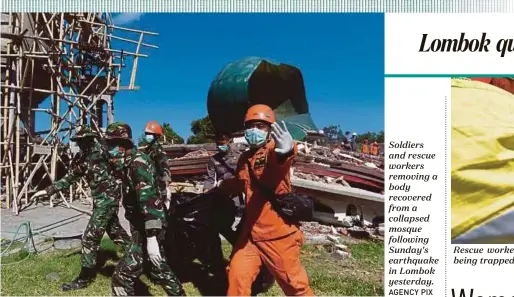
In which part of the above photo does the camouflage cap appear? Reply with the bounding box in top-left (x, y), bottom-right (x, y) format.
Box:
top-left (106, 121), bottom-right (134, 145)
top-left (70, 126), bottom-right (97, 141)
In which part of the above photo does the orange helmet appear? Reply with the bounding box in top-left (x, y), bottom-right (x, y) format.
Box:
top-left (145, 121), bottom-right (163, 136)
top-left (244, 104), bottom-right (276, 125)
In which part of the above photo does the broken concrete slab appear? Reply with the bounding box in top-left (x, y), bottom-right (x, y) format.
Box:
top-left (331, 250), bottom-right (351, 260)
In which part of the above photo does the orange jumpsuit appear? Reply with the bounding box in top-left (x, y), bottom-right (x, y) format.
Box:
top-left (223, 140), bottom-right (314, 296)
top-left (371, 144), bottom-right (379, 155)
top-left (361, 144), bottom-right (369, 154)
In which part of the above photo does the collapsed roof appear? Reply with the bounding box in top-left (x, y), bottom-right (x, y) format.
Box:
top-left (207, 57), bottom-right (319, 141)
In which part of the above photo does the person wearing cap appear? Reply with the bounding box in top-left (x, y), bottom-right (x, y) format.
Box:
top-left (31, 125), bottom-right (131, 291)
top-left (361, 139), bottom-right (370, 154)
top-left (202, 132), bottom-right (276, 295)
top-left (220, 104), bottom-right (314, 296)
top-left (104, 122), bottom-right (184, 296)
top-left (342, 131), bottom-right (352, 151)
top-left (138, 121), bottom-right (172, 211)
top-left (351, 132), bottom-right (358, 151)
top-left (204, 133), bottom-right (240, 243)
top-left (371, 141), bottom-right (380, 156)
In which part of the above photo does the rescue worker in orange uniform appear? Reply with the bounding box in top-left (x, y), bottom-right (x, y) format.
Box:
top-left (371, 141), bottom-right (379, 156)
top-left (220, 104), bottom-right (314, 296)
top-left (361, 139), bottom-right (370, 154)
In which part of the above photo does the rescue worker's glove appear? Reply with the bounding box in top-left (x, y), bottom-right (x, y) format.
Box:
top-left (165, 187), bottom-right (172, 210)
top-left (146, 236), bottom-right (162, 267)
top-left (271, 121), bottom-right (294, 155)
top-left (113, 286), bottom-right (128, 296)
top-left (31, 190), bottom-right (48, 202)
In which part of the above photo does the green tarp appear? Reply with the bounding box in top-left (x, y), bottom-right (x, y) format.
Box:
top-left (207, 57), bottom-right (318, 141)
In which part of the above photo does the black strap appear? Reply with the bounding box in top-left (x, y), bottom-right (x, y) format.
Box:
top-left (245, 160), bottom-right (279, 207)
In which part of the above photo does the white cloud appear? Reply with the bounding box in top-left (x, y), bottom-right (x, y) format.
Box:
top-left (112, 13), bottom-right (143, 26)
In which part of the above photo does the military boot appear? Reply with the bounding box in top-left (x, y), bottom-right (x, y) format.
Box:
top-left (61, 267), bottom-right (97, 291)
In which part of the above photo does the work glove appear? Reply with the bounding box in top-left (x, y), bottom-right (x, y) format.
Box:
top-left (164, 188), bottom-right (172, 210)
top-left (146, 236), bottom-right (162, 267)
top-left (31, 190), bottom-right (48, 201)
top-left (271, 121), bottom-right (294, 155)
top-left (113, 286), bottom-right (128, 296)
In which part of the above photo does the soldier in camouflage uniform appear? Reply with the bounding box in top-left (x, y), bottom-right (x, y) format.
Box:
top-left (105, 122), bottom-right (185, 296)
top-left (32, 126), bottom-right (131, 291)
top-left (138, 121), bottom-right (172, 210)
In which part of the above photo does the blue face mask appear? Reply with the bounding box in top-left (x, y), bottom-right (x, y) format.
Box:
top-left (244, 128), bottom-right (267, 148)
top-left (145, 134), bottom-right (155, 142)
top-left (217, 144), bottom-right (229, 152)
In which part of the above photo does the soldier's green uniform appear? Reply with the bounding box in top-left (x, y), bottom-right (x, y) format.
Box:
top-left (43, 126), bottom-right (130, 291)
top-left (138, 138), bottom-right (172, 200)
top-left (106, 122), bottom-right (184, 296)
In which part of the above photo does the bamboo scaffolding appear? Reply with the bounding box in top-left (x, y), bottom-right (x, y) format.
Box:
top-left (1, 13), bottom-right (157, 214)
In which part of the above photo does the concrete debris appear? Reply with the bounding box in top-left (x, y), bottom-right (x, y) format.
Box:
top-left (176, 149), bottom-right (213, 159)
top-left (327, 234), bottom-right (343, 245)
top-left (293, 172), bottom-right (350, 186)
top-left (298, 145), bottom-right (384, 169)
top-left (301, 221), bottom-right (333, 234)
top-left (335, 244), bottom-right (349, 252)
top-left (324, 176), bottom-right (335, 184)
top-left (305, 234), bottom-right (332, 245)
top-left (335, 176), bottom-right (351, 187)
top-left (364, 162), bottom-right (378, 169)
top-left (331, 250), bottom-right (351, 260)
top-left (378, 223), bottom-right (385, 236)
top-left (341, 216), bottom-right (355, 227)
top-left (300, 221), bottom-right (383, 242)
top-left (330, 225), bottom-right (338, 235)
top-left (347, 226), bottom-right (371, 239)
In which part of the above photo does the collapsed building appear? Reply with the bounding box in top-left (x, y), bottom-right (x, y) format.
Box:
top-left (0, 13), bottom-right (157, 214)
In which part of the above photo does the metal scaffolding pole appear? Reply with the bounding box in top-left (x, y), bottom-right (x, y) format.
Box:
top-left (0, 12), bottom-right (158, 214)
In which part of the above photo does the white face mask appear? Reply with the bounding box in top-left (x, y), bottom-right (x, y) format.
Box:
top-left (145, 134), bottom-right (155, 142)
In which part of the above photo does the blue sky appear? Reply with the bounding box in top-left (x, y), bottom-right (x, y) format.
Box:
top-left (38, 13), bottom-right (384, 140)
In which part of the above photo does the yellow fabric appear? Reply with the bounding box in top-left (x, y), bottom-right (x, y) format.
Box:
top-left (452, 78), bottom-right (514, 239)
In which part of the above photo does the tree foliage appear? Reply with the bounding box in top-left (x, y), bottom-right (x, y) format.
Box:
top-left (355, 131), bottom-right (384, 143)
top-left (322, 125), bottom-right (384, 143)
top-left (323, 124), bottom-right (345, 140)
top-left (162, 122), bottom-right (185, 144)
top-left (137, 122), bottom-right (184, 145)
top-left (187, 116), bottom-right (216, 144)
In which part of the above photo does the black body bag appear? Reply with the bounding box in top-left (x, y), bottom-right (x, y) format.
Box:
top-left (247, 160), bottom-right (314, 223)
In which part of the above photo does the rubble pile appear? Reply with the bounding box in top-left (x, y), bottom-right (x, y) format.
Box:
top-left (300, 221), bottom-right (385, 260)
top-left (300, 220), bottom-right (384, 242)
top-left (165, 143), bottom-right (385, 243)
top-left (293, 172), bottom-right (351, 186)
top-left (297, 144), bottom-right (384, 170)
top-left (176, 149), bottom-right (214, 160)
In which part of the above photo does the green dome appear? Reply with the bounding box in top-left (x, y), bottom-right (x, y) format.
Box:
top-left (207, 57), bottom-right (318, 141)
